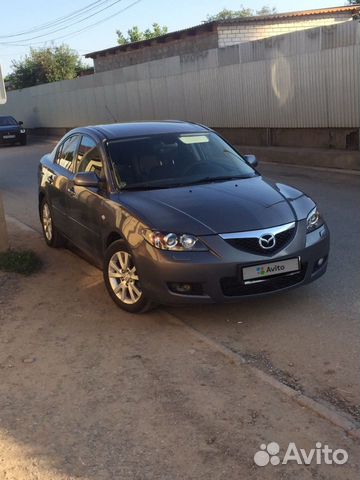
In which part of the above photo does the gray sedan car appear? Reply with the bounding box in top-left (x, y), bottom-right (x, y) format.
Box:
top-left (38, 121), bottom-right (329, 313)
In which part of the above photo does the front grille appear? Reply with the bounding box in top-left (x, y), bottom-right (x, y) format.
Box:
top-left (221, 267), bottom-right (306, 297)
top-left (226, 226), bottom-right (295, 255)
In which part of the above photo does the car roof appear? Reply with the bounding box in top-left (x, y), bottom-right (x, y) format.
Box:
top-left (74, 121), bottom-right (211, 140)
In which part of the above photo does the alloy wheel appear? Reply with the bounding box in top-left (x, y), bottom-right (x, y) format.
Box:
top-left (42, 202), bottom-right (53, 241)
top-left (108, 250), bottom-right (142, 305)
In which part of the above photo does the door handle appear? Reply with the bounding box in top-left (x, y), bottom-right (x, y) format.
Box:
top-left (67, 186), bottom-right (76, 197)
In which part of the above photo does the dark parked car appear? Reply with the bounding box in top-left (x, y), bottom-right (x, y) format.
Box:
top-left (38, 121), bottom-right (329, 313)
top-left (0, 115), bottom-right (27, 145)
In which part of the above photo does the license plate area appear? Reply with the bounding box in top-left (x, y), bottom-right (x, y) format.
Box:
top-left (3, 135), bottom-right (16, 139)
top-left (242, 257), bottom-right (301, 282)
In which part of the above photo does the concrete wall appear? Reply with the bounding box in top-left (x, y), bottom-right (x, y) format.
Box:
top-left (1, 22), bottom-right (359, 150)
top-left (218, 13), bottom-right (354, 47)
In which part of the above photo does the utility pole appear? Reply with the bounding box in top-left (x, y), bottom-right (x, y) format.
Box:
top-left (0, 64), bottom-right (9, 252)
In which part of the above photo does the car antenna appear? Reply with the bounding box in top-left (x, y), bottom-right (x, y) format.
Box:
top-left (105, 104), bottom-right (118, 123)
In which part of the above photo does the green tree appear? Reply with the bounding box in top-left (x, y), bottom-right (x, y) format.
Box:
top-left (205, 7), bottom-right (252, 21)
top-left (205, 5), bottom-right (277, 22)
top-left (256, 6), bottom-right (277, 15)
top-left (144, 23), bottom-right (169, 39)
top-left (116, 23), bottom-right (168, 45)
top-left (7, 45), bottom-right (86, 89)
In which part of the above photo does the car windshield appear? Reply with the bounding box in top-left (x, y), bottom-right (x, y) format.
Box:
top-left (108, 132), bottom-right (257, 190)
top-left (0, 116), bottom-right (17, 126)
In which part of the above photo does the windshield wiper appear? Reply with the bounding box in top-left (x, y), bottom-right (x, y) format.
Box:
top-left (121, 175), bottom-right (254, 191)
top-left (121, 184), bottom-right (162, 191)
top-left (185, 175), bottom-right (254, 185)
top-left (121, 182), bottom-right (187, 191)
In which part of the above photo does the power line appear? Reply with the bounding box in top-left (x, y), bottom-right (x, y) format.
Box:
top-left (58, 0), bottom-right (142, 42)
top-left (0, 0), bottom-right (124, 45)
top-left (0, 0), bottom-right (109, 39)
top-left (1, 0), bottom-right (142, 48)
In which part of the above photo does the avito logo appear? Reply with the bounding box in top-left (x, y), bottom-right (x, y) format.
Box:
top-left (254, 442), bottom-right (349, 467)
top-left (256, 264), bottom-right (285, 276)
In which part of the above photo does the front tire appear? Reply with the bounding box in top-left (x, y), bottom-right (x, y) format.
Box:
top-left (103, 240), bottom-right (152, 313)
top-left (40, 199), bottom-right (64, 247)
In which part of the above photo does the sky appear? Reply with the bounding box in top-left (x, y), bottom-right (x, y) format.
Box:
top-left (0, 0), bottom-right (344, 75)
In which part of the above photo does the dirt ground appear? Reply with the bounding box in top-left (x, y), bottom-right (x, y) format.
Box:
top-left (0, 217), bottom-right (358, 480)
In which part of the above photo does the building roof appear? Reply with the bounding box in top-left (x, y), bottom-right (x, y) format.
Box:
top-left (219, 5), bottom-right (360, 23)
top-left (85, 5), bottom-right (360, 59)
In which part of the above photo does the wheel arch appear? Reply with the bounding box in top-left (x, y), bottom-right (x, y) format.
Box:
top-left (105, 231), bottom-right (125, 250)
top-left (38, 190), bottom-right (46, 215)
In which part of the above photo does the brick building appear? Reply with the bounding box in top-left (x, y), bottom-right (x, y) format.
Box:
top-left (86, 6), bottom-right (359, 72)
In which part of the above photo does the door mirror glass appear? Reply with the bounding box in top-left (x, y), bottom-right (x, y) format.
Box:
top-left (18, 121), bottom-right (23, 125)
top-left (73, 171), bottom-right (100, 188)
top-left (243, 154), bottom-right (258, 168)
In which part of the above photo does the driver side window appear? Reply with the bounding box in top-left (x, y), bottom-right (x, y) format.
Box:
top-left (76, 135), bottom-right (103, 178)
top-left (55, 135), bottom-right (80, 170)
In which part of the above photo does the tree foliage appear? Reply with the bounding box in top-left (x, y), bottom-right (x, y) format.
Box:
top-left (6, 45), bottom-right (86, 89)
top-left (117, 23), bottom-right (168, 45)
top-left (256, 6), bottom-right (278, 16)
top-left (205, 5), bottom-right (277, 22)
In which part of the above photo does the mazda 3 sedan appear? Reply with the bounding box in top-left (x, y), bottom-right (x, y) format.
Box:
top-left (0, 115), bottom-right (27, 145)
top-left (38, 121), bottom-right (329, 313)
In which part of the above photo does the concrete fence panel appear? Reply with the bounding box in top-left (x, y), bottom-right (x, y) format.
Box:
top-left (1, 22), bottom-right (359, 143)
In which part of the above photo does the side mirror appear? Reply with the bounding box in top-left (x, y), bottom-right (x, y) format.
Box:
top-left (243, 154), bottom-right (258, 168)
top-left (73, 171), bottom-right (100, 188)
top-left (18, 121), bottom-right (23, 125)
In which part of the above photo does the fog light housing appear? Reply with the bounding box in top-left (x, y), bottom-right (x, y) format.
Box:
top-left (168, 282), bottom-right (203, 295)
top-left (313, 256), bottom-right (327, 273)
top-left (173, 283), bottom-right (192, 293)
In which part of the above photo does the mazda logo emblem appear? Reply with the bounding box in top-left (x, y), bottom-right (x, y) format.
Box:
top-left (259, 233), bottom-right (276, 250)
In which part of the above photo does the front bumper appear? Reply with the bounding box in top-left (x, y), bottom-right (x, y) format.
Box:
top-left (0, 132), bottom-right (26, 144)
top-left (134, 221), bottom-right (330, 305)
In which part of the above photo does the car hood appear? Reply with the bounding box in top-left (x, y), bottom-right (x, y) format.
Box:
top-left (0, 125), bottom-right (20, 132)
top-left (117, 176), bottom-right (312, 236)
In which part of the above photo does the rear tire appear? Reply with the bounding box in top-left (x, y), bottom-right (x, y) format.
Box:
top-left (40, 198), bottom-right (64, 248)
top-left (103, 240), bottom-right (153, 314)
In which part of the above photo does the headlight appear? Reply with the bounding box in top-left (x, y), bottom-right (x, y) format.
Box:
top-left (142, 230), bottom-right (208, 251)
top-left (20, 129), bottom-right (26, 134)
top-left (306, 207), bottom-right (324, 233)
